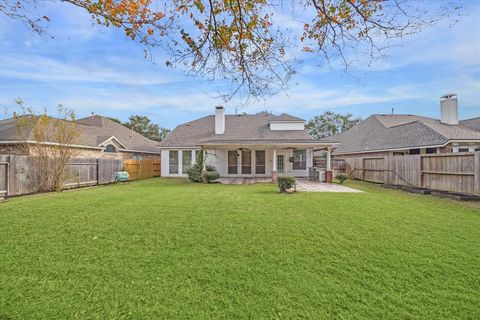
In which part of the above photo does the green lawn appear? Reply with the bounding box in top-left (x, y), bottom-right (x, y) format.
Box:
top-left (1, 179), bottom-right (479, 319)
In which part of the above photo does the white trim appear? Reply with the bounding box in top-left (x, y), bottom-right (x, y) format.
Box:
top-left (158, 146), bottom-right (198, 150)
top-left (159, 142), bottom-right (338, 150)
top-left (119, 149), bottom-right (160, 155)
top-left (97, 136), bottom-right (127, 149)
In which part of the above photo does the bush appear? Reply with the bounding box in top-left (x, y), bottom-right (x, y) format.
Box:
top-left (205, 165), bottom-right (216, 172)
top-left (277, 176), bottom-right (296, 193)
top-left (202, 171), bottom-right (220, 183)
top-left (186, 164), bottom-right (203, 183)
top-left (335, 173), bottom-right (348, 184)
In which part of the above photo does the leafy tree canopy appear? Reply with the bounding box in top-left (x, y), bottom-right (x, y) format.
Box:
top-left (1, 0), bottom-right (460, 101)
top-left (123, 115), bottom-right (170, 141)
top-left (306, 111), bottom-right (361, 139)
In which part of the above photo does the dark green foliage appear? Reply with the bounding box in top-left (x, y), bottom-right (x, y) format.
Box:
top-left (123, 115), bottom-right (170, 141)
top-left (307, 111), bottom-right (362, 139)
top-left (335, 173), bottom-right (348, 184)
top-left (186, 163), bottom-right (203, 183)
top-left (277, 176), bottom-right (296, 193)
top-left (196, 150), bottom-right (204, 166)
top-left (205, 165), bottom-right (216, 172)
top-left (202, 171), bottom-right (220, 183)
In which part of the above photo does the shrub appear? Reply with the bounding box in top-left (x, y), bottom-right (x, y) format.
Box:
top-left (202, 171), bottom-right (220, 183)
top-left (205, 165), bottom-right (216, 172)
top-left (196, 150), bottom-right (204, 166)
top-left (277, 176), bottom-right (296, 193)
top-left (335, 173), bottom-right (348, 184)
top-left (186, 164), bottom-right (203, 183)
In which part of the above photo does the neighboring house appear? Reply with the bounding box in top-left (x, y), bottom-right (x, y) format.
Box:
top-left (324, 94), bottom-right (480, 158)
top-left (158, 107), bottom-right (338, 181)
top-left (0, 115), bottom-right (160, 159)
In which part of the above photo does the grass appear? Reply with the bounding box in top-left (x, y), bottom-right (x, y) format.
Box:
top-left (0, 178), bottom-right (479, 319)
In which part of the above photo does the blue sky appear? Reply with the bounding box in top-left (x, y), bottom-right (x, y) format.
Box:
top-left (0, 1), bottom-right (479, 129)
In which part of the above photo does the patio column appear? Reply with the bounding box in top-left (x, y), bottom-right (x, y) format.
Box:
top-left (202, 149), bottom-right (207, 171)
top-left (272, 149), bottom-right (277, 183)
top-left (326, 148), bottom-right (331, 171)
top-left (326, 147), bottom-right (333, 183)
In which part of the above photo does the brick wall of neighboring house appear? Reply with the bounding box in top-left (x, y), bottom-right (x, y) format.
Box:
top-left (0, 144), bottom-right (29, 155)
top-left (438, 144), bottom-right (454, 153)
top-left (0, 143), bottom-right (160, 160)
top-left (120, 152), bottom-right (160, 160)
top-left (333, 151), bottom-right (390, 159)
top-left (333, 144), bottom-right (462, 159)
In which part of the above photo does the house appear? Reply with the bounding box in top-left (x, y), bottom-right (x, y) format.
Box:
top-left (324, 94), bottom-right (480, 158)
top-left (158, 107), bottom-right (338, 181)
top-left (0, 114), bottom-right (160, 159)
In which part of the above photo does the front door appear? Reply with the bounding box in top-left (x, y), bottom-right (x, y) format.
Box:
top-left (277, 154), bottom-right (285, 174)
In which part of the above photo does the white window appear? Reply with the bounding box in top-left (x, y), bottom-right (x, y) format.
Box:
top-left (104, 144), bottom-right (117, 153)
top-left (169, 150), bottom-right (179, 174)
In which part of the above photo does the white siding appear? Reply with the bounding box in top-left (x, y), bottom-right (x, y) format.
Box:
top-left (269, 121), bottom-right (304, 131)
top-left (160, 149), bottom-right (200, 177)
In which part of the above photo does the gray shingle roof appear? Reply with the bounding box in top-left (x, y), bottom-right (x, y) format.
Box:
top-left (158, 112), bottom-right (317, 148)
top-left (0, 115), bottom-right (159, 153)
top-left (459, 117), bottom-right (480, 132)
top-left (324, 114), bottom-right (480, 155)
top-left (77, 116), bottom-right (159, 153)
top-left (273, 113), bottom-right (305, 121)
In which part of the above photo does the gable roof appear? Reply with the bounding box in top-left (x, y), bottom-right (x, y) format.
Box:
top-left (272, 113), bottom-right (305, 121)
top-left (324, 114), bottom-right (480, 155)
top-left (0, 115), bottom-right (159, 153)
top-left (158, 112), bottom-right (322, 148)
top-left (76, 115), bottom-right (160, 153)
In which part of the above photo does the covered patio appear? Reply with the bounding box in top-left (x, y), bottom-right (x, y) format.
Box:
top-left (201, 141), bottom-right (338, 183)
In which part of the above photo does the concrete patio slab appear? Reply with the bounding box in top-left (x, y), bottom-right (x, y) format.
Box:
top-left (295, 179), bottom-right (363, 193)
top-left (217, 177), bottom-right (362, 192)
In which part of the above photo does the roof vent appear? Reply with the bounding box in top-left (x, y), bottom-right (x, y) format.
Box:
top-left (440, 93), bottom-right (458, 125)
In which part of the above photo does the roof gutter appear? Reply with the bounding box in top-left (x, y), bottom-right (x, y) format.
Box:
top-left (0, 140), bottom-right (104, 150)
top-left (119, 149), bottom-right (160, 155)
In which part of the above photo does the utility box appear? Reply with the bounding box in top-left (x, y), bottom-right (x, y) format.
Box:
top-left (115, 171), bottom-right (129, 182)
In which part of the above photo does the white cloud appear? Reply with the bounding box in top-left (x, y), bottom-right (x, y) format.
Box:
top-left (0, 54), bottom-right (179, 85)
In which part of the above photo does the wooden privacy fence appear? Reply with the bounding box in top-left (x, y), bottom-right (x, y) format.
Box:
top-left (0, 155), bottom-right (123, 197)
top-left (336, 152), bottom-right (480, 195)
top-left (123, 159), bottom-right (161, 180)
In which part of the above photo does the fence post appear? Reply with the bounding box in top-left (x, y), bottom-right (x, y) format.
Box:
top-left (383, 156), bottom-right (388, 184)
top-left (475, 152), bottom-right (480, 196)
top-left (3, 155), bottom-right (10, 197)
top-left (361, 158), bottom-right (365, 181)
top-left (96, 159), bottom-right (100, 185)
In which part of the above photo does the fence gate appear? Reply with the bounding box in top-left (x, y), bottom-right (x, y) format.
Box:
top-left (124, 159), bottom-right (161, 180)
